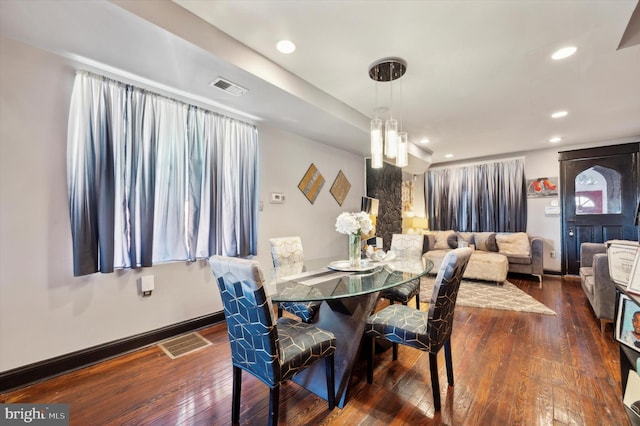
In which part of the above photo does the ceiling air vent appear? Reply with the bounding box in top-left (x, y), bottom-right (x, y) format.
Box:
top-left (209, 77), bottom-right (248, 96)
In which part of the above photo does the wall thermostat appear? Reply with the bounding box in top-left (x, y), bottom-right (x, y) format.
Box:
top-left (270, 192), bottom-right (285, 204)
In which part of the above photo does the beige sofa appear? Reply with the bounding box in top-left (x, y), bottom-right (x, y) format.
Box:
top-left (422, 231), bottom-right (543, 286)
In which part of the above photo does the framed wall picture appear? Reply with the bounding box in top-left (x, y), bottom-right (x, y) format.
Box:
top-left (298, 163), bottom-right (325, 204)
top-left (616, 294), bottom-right (640, 353)
top-left (401, 180), bottom-right (414, 212)
top-left (526, 177), bottom-right (558, 198)
top-left (627, 251), bottom-right (640, 295)
top-left (329, 170), bottom-right (350, 206)
top-left (608, 240), bottom-right (640, 287)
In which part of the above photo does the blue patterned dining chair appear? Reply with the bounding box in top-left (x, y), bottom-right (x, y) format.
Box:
top-left (365, 247), bottom-right (472, 411)
top-left (269, 236), bottom-right (323, 323)
top-left (379, 234), bottom-right (426, 309)
top-left (209, 255), bottom-right (336, 426)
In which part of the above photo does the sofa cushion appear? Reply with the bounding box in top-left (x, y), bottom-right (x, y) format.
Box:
top-left (579, 266), bottom-right (593, 283)
top-left (583, 275), bottom-right (595, 297)
top-left (434, 230), bottom-right (457, 250)
top-left (496, 232), bottom-right (530, 256)
top-left (424, 250), bottom-right (508, 283)
top-left (473, 232), bottom-right (498, 252)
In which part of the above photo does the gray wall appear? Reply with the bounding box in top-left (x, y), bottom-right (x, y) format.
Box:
top-left (0, 37), bottom-right (363, 372)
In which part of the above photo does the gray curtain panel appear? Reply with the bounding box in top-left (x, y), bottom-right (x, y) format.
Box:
top-left (427, 158), bottom-right (527, 232)
top-left (67, 72), bottom-right (258, 276)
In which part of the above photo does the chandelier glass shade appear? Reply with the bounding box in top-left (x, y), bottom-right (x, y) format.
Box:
top-left (369, 57), bottom-right (408, 169)
top-left (396, 132), bottom-right (408, 167)
top-left (384, 118), bottom-right (398, 158)
top-left (370, 118), bottom-right (383, 168)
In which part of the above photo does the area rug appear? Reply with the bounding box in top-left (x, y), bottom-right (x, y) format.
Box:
top-left (419, 276), bottom-right (556, 316)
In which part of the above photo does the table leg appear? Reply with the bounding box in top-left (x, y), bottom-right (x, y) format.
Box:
top-left (291, 292), bottom-right (379, 408)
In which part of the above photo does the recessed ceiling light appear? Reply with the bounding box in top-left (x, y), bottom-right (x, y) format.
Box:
top-left (420, 138), bottom-right (430, 144)
top-left (551, 110), bottom-right (568, 118)
top-left (276, 40), bottom-right (296, 54)
top-left (549, 137), bottom-right (562, 143)
top-left (551, 46), bottom-right (577, 60)
top-left (445, 154), bottom-right (454, 158)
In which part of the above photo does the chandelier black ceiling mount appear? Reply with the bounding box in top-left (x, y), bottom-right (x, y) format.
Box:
top-left (368, 57), bottom-right (409, 169)
top-left (368, 57), bottom-right (407, 82)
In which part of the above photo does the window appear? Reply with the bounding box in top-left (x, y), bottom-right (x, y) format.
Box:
top-left (67, 72), bottom-right (258, 276)
top-left (575, 166), bottom-right (621, 215)
top-left (427, 158), bottom-right (527, 232)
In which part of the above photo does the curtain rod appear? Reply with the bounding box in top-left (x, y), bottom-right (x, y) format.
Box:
top-left (75, 69), bottom-right (258, 130)
top-left (428, 156), bottom-right (525, 171)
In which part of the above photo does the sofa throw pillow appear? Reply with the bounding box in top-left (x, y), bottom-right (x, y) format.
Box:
top-left (473, 232), bottom-right (498, 252)
top-left (457, 232), bottom-right (475, 248)
top-left (496, 232), bottom-right (530, 256)
top-left (422, 232), bottom-right (437, 251)
top-left (447, 232), bottom-right (458, 249)
top-left (434, 230), bottom-right (456, 250)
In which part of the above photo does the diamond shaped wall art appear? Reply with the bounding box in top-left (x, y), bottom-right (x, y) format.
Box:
top-left (330, 170), bottom-right (351, 206)
top-left (298, 163), bottom-right (325, 204)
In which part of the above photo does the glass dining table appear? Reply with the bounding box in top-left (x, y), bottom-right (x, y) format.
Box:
top-left (265, 255), bottom-right (434, 408)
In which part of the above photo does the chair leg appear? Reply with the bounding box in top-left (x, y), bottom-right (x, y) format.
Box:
top-left (232, 366), bottom-right (242, 424)
top-left (444, 339), bottom-right (454, 386)
top-left (429, 352), bottom-right (441, 411)
top-left (415, 293), bottom-right (420, 310)
top-left (392, 342), bottom-right (398, 361)
top-left (367, 337), bottom-right (375, 384)
top-left (277, 306), bottom-right (283, 318)
top-left (325, 354), bottom-right (336, 410)
top-left (268, 386), bottom-right (280, 426)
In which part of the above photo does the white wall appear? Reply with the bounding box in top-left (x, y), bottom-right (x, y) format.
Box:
top-left (523, 149), bottom-right (564, 272)
top-left (256, 125), bottom-right (364, 267)
top-left (0, 37), bottom-right (363, 372)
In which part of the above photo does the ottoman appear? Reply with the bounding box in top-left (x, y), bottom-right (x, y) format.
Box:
top-left (423, 250), bottom-right (508, 284)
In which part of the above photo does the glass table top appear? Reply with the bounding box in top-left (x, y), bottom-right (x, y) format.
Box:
top-left (267, 256), bottom-right (434, 302)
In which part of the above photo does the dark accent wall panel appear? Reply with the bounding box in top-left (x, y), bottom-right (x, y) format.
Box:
top-left (366, 159), bottom-right (402, 251)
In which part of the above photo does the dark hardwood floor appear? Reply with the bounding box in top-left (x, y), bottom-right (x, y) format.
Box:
top-left (0, 276), bottom-right (629, 425)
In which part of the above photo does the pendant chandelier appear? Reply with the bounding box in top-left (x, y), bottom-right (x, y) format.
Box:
top-left (369, 57), bottom-right (408, 169)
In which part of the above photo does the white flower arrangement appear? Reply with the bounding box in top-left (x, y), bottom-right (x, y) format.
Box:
top-left (335, 211), bottom-right (373, 236)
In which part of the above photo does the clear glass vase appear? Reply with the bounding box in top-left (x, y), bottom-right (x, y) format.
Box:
top-left (349, 233), bottom-right (361, 268)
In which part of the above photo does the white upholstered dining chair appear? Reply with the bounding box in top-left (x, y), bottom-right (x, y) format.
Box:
top-left (269, 236), bottom-right (322, 323)
top-left (379, 234), bottom-right (426, 309)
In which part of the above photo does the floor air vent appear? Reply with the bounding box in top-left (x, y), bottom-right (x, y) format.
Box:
top-left (158, 332), bottom-right (212, 359)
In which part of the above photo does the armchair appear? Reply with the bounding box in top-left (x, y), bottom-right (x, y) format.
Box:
top-left (579, 242), bottom-right (617, 335)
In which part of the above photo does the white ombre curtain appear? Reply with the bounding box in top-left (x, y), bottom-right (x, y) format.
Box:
top-left (67, 72), bottom-right (258, 276)
top-left (427, 158), bottom-right (527, 232)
